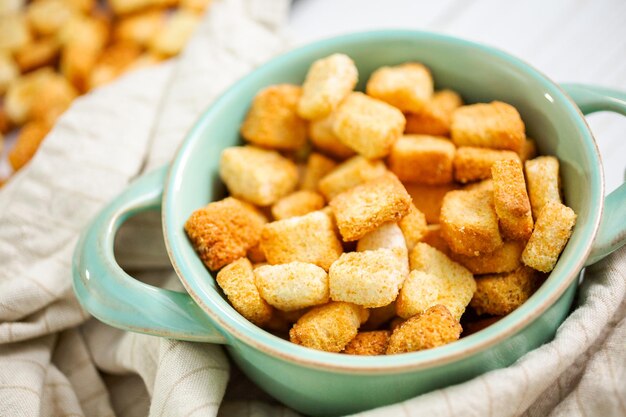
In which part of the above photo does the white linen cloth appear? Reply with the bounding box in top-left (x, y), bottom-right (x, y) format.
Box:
top-left (0, 0), bottom-right (625, 416)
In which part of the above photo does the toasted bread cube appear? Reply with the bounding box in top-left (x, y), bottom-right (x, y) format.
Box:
top-left (0, 54), bottom-right (19, 96)
top-left (470, 266), bottom-right (539, 315)
top-left (330, 174), bottom-right (412, 242)
top-left (30, 71), bottom-right (77, 126)
top-left (318, 156), bottom-right (387, 201)
top-left (386, 305), bottom-right (461, 354)
top-left (365, 63), bottom-right (433, 113)
top-left (453, 147), bottom-right (520, 183)
top-left (522, 202), bottom-right (576, 272)
top-left (421, 224), bottom-right (451, 255)
top-left (260, 211), bottom-right (343, 270)
top-left (520, 139), bottom-right (537, 162)
top-left (88, 43), bottom-right (143, 90)
top-left (451, 101), bottom-right (525, 154)
top-left (216, 258), bottom-right (273, 326)
top-left (332, 92), bottom-right (406, 159)
top-left (525, 156), bottom-right (561, 220)
top-left (184, 197), bottom-right (267, 271)
top-left (254, 262), bottom-right (329, 311)
top-left (14, 38), bottom-right (60, 73)
top-left (362, 302), bottom-right (397, 330)
top-left (343, 331), bottom-right (390, 355)
top-left (181, 0), bottom-right (211, 13)
top-left (271, 190), bottom-right (325, 220)
top-left (8, 121), bottom-right (51, 171)
top-left (148, 10), bottom-right (200, 57)
top-left (300, 152), bottom-right (337, 191)
top-left (356, 222), bottom-right (409, 277)
top-left (289, 302), bottom-right (368, 353)
top-left (113, 9), bottom-right (166, 47)
top-left (297, 53), bottom-right (358, 120)
top-left (0, 14), bottom-right (31, 54)
top-left (240, 84), bottom-right (307, 151)
top-left (308, 113), bottom-right (356, 160)
top-left (492, 159), bottom-right (534, 240)
top-left (398, 204), bottom-right (428, 250)
top-left (451, 240), bottom-right (523, 275)
top-left (5, 67), bottom-right (54, 125)
top-left (440, 189), bottom-right (503, 256)
top-left (405, 89), bottom-right (463, 136)
top-left (26, 0), bottom-right (76, 36)
top-left (404, 182), bottom-right (459, 224)
top-left (388, 134), bottom-right (455, 184)
top-left (220, 146), bottom-right (298, 206)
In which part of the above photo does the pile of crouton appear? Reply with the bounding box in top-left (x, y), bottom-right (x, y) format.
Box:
top-left (184, 53), bottom-right (577, 355)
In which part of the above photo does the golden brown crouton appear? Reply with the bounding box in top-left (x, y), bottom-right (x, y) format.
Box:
top-left (181, 0), bottom-right (212, 13)
top-left (297, 53), bottom-right (358, 120)
top-left (88, 43), bottom-right (143, 90)
top-left (329, 249), bottom-right (406, 308)
top-left (254, 262), bottom-right (329, 311)
top-left (260, 211), bottom-right (343, 270)
top-left (451, 240), bottom-right (523, 275)
top-left (388, 134), bottom-right (456, 184)
top-left (148, 9), bottom-right (200, 57)
top-left (470, 266), bottom-right (539, 315)
top-left (26, 0), bottom-right (76, 36)
top-left (520, 139), bottom-right (537, 162)
top-left (451, 101), bottom-right (525, 154)
top-left (492, 159), bottom-right (534, 241)
top-left (522, 202), bottom-right (576, 272)
top-left (113, 9), bottom-right (166, 47)
top-left (300, 152), bottom-right (337, 191)
top-left (0, 54), bottom-right (19, 96)
top-left (453, 146), bottom-right (520, 183)
top-left (398, 204), bottom-right (428, 250)
top-left (362, 302), bottom-right (397, 330)
top-left (271, 190), bottom-right (325, 220)
top-left (404, 182), bottom-right (459, 224)
top-left (216, 258), bottom-right (273, 326)
top-left (421, 224), bottom-right (451, 255)
top-left (240, 84), bottom-right (307, 151)
top-left (333, 92), bottom-right (406, 159)
top-left (440, 189), bottom-right (503, 256)
top-left (343, 331), bottom-right (390, 355)
top-left (8, 121), bottom-right (50, 171)
top-left (365, 63), bottom-right (433, 113)
top-left (330, 174), bottom-right (412, 241)
top-left (0, 14), bottom-right (31, 54)
top-left (308, 113), bottom-right (356, 160)
top-left (220, 146), bottom-right (299, 206)
top-left (318, 156), bottom-right (388, 201)
top-left (289, 302), bottom-right (368, 353)
top-left (386, 305), bottom-right (462, 354)
top-left (14, 38), bottom-right (60, 73)
top-left (184, 197), bottom-right (267, 271)
top-left (404, 89), bottom-right (463, 136)
top-left (356, 222), bottom-right (409, 277)
top-left (109, 0), bottom-right (177, 15)
top-left (525, 156), bottom-right (561, 220)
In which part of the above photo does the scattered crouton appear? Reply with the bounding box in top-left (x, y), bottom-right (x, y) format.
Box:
top-left (470, 266), bottom-right (539, 315)
top-left (318, 155), bottom-right (388, 201)
top-left (388, 134), bottom-right (456, 184)
top-left (148, 9), bottom-right (200, 57)
top-left (289, 302), bottom-right (368, 353)
top-left (113, 9), bottom-right (166, 47)
top-left (404, 182), bottom-right (459, 224)
top-left (492, 159), bottom-right (534, 240)
top-left (522, 202), bottom-right (576, 272)
top-left (386, 305), bottom-right (462, 354)
top-left (343, 331), bottom-right (390, 355)
top-left (405, 89), bottom-right (463, 136)
top-left (365, 63), bottom-right (433, 113)
top-left (333, 92), bottom-right (406, 159)
top-left (525, 156), bottom-right (561, 220)
top-left (88, 42), bottom-right (142, 90)
top-left (308, 113), bottom-right (356, 160)
top-left (0, 14), bottom-right (31, 54)
top-left (184, 197), bottom-right (267, 271)
top-left (216, 258), bottom-right (273, 326)
top-left (398, 204), bottom-right (428, 251)
top-left (14, 38), bottom-right (60, 73)
top-left (0, 54), bottom-right (19, 96)
top-left (8, 121), bottom-right (51, 171)
top-left (453, 146), bottom-right (520, 183)
top-left (300, 152), bottom-right (337, 191)
top-left (451, 240), bottom-right (524, 275)
top-left (271, 190), bottom-right (325, 220)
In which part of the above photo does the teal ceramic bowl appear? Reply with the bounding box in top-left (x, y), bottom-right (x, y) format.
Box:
top-left (73, 31), bottom-right (626, 416)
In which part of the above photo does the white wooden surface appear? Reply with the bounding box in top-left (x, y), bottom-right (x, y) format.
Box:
top-left (288, 0), bottom-right (626, 194)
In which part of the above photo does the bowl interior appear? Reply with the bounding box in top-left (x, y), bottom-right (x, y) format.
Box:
top-left (164, 31), bottom-right (601, 369)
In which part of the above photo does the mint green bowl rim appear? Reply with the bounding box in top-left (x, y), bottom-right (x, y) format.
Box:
top-left (163, 30), bottom-right (602, 373)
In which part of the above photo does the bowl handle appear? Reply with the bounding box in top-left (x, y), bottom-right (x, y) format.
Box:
top-left (72, 166), bottom-right (228, 343)
top-left (561, 83), bottom-right (626, 266)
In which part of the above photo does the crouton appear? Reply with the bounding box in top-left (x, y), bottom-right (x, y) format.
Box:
top-left (254, 262), bottom-right (329, 311)
top-left (300, 153), bottom-right (337, 191)
top-left (356, 222), bottom-right (409, 277)
top-left (318, 156), bottom-right (387, 201)
top-left (492, 159), bottom-right (534, 240)
top-left (216, 258), bottom-right (273, 326)
top-left (113, 9), bottom-right (166, 47)
top-left (329, 249), bottom-right (406, 308)
top-left (453, 147), bottom-right (520, 183)
top-left (181, 0), bottom-right (211, 13)
top-left (88, 43), bottom-right (143, 90)
top-left (451, 101), bottom-right (525, 154)
top-left (386, 305), bottom-right (462, 354)
top-left (308, 113), bottom-right (356, 160)
top-left (398, 204), bottom-right (428, 250)
top-left (405, 89), bottom-right (463, 136)
top-left (525, 156), bottom-right (561, 220)
top-left (520, 139), bottom-right (537, 162)
top-left (343, 331), bottom-right (390, 355)
top-left (297, 53), bottom-right (358, 120)
top-left (240, 84), bottom-right (307, 151)
top-left (220, 146), bottom-right (299, 206)
top-left (365, 63), bottom-right (433, 113)
top-left (440, 189), bottom-right (503, 256)
top-left (289, 302), bottom-right (368, 353)
top-left (404, 182), bottom-right (459, 224)
top-left (271, 190), bottom-right (325, 220)
top-left (330, 174), bottom-right (412, 241)
top-left (184, 197), bottom-right (267, 271)
top-left (421, 224), bottom-right (451, 255)
top-left (109, 0), bottom-right (178, 16)
top-left (30, 71), bottom-right (77, 126)
top-left (14, 38), bottom-right (60, 73)
top-left (388, 134), bottom-right (455, 184)
top-left (0, 54), bottom-right (19, 96)
top-left (8, 121), bottom-right (50, 171)
top-left (0, 14), bottom-right (31, 54)
top-left (522, 202), bottom-right (576, 272)
top-left (260, 211), bottom-right (343, 270)
top-left (470, 266), bottom-right (539, 315)
top-left (332, 92), bottom-right (406, 159)
top-left (26, 0), bottom-right (75, 36)
top-left (362, 302), bottom-right (397, 330)
top-left (148, 10), bottom-right (200, 57)
top-left (451, 240), bottom-right (523, 275)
